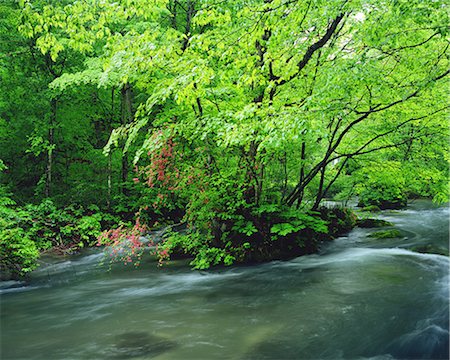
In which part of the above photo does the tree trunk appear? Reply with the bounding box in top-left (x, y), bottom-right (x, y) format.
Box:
top-left (45, 98), bottom-right (56, 198)
top-left (181, 1), bottom-right (195, 51)
top-left (120, 83), bottom-right (133, 196)
top-left (312, 165), bottom-right (326, 211)
top-left (281, 152), bottom-right (288, 200)
top-left (295, 142), bottom-right (306, 208)
top-left (107, 88), bottom-right (115, 208)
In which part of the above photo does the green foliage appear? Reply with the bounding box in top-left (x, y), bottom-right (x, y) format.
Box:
top-left (0, 193), bottom-right (124, 277)
top-left (319, 207), bottom-right (358, 238)
top-left (0, 222), bottom-right (39, 279)
top-left (403, 161), bottom-right (449, 204)
top-left (233, 220), bottom-right (258, 236)
top-left (0, 198), bottom-right (39, 279)
top-left (157, 200), bottom-right (334, 268)
top-left (0, 185), bottom-right (15, 207)
top-left (191, 247), bottom-right (230, 270)
top-left (356, 162), bottom-right (408, 209)
top-left (269, 208), bottom-right (329, 240)
top-left (77, 214), bottom-right (103, 242)
top-left (22, 200), bottom-right (121, 252)
top-left (0, 0), bottom-right (448, 271)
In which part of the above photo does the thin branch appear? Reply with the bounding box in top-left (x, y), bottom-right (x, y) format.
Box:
top-left (381, 32), bottom-right (441, 55)
top-left (329, 106), bottom-right (449, 163)
top-left (285, 69), bottom-right (449, 206)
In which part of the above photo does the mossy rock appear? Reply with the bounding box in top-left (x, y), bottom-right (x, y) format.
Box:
top-left (409, 245), bottom-right (449, 257)
top-left (357, 218), bottom-right (394, 228)
top-left (368, 229), bottom-right (402, 239)
top-left (360, 205), bottom-right (381, 212)
top-left (318, 206), bottom-right (357, 237)
top-left (358, 198), bottom-right (407, 210)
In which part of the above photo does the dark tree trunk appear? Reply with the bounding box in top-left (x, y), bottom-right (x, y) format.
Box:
top-left (107, 88), bottom-right (115, 209)
top-left (312, 165), bottom-right (326, 211)
top-left (45, 98), bottom-right (57, 198)
top-left (121, 83), bottom-right (133, 196)
top-left (296, 142), bottom-right (306, 208)
top-left (181, 0), bottom-right (195, 51)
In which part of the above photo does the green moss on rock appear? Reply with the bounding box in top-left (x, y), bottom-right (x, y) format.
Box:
top-left (368, 229), bottom-right (402, 239)
top-left (360, 205), bottom-right (381, 212)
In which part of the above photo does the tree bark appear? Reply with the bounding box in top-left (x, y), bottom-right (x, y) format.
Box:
top-left (311, 166), bottom-right (326, 211)
top-left (181, 0), bottom-right (195, 52)
top-left (121, 83), bottom-right (133, 196)
top-left (45, 98), bottom-right (57, 198)
top-left (295, 142), bottom-right (306, 208)
top-left (107, 88), bottom-right (115, 209)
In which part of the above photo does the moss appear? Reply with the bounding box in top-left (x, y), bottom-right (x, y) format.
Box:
top-left (368, 229), bottom-right (402, 239)
top-left (357, 218), bottom-right (394, 228)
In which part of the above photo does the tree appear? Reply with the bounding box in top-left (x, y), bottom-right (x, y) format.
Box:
top-left (13, 0), bottom-right (450, 267)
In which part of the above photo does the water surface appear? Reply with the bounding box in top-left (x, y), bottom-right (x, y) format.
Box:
top-left (1, 200), bottom-right (448, 359)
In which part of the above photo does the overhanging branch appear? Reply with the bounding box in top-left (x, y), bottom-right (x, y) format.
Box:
top-left (276, 13), bottom-right (345, 86)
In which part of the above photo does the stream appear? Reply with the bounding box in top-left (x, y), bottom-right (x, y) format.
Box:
top-left (1, 200), bottom-right (449, 359)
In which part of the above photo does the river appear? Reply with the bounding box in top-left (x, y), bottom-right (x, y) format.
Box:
top-left (1, 200), bottom-right (448, 359)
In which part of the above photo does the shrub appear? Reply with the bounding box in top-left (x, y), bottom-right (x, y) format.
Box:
top-left (0, 217), bottom-right (39, 279)
top-left (23, 200), bottom-right (122, 253)
top-left (355, 162), bottom-right (407, 209)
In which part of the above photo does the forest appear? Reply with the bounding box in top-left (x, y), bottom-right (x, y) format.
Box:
top-left (0, 0), bottom-right (448, 276)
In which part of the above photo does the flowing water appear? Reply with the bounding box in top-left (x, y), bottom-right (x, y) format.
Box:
top-left (1, 200), bottom-right (449, 359)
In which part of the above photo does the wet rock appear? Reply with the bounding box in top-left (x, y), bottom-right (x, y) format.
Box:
top-left (357, 218), bottom-right (394, 228)
top-left (113, 331), bottom-right (176, 358)
top-left (378, 199), bottom-right (407, 210)
top-left (409, 245), bottom-right (449, 257)
top-left (367, 229), bottom-right (402, 239)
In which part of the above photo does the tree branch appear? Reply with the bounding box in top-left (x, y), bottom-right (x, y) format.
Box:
top-left (285, 69), bottom-right (449, 206)
top-left (277, 13), bottom-right (345, 86)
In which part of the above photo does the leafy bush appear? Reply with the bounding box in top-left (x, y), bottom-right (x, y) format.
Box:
top-left (0, 196), bottom-right (125, 278)
top-left (356, 162), bottom-right (407, 209)
top-left (403, 163), bottom-right (449, 204)
top-left (157, 204), bottom-right (352, 269)
top-left (23, 200), bottom-right (122, 253)
top-left (0, 211), bottom-right (39, 279)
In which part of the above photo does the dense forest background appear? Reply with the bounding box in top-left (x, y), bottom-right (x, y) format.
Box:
top-left (1, 0), bottom-right (448, 277)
